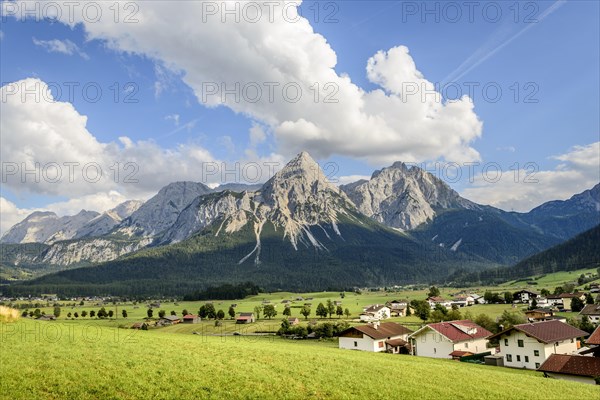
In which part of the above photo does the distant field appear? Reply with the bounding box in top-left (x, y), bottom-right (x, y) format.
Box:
top-left (0, 318), bottom-right (596, 400)
top-left (503, 267), bottom-right (598, 289)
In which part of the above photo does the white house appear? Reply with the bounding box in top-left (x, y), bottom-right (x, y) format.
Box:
top-left (426, 297), bottom-right (452, 310)
top-left (338, 322), bottom-right (413, 353)
top-left (409, 320), bottom-right (493, 359)
top-left (360, 304), bottom-right (391, 321)
top-left (452, 295), bottom-right (474, 308)
top-left (579, 304), bottom-right (600, 324)
top-left (488, 320), bottom-right (588, 370)
top-left (513, 290), bottom-right (538, 304)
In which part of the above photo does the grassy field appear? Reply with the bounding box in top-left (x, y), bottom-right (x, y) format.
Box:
top-left (0, 318), bottom-right (597, 400)
top-left (504, 267), bottom-right (598, 289)
top-left (15, 266), bottom-right (597, 333)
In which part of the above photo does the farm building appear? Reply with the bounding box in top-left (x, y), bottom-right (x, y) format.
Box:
top-left (182, 314), bottom-right (199, 324)
top-left (409, 320), bottom-right (493, 359)
top-left (161, 315), bottom-right (181, 325)
top-left (236, 313), bottom-right (255, 324)
top-left (287, 317), bottom-right (299, 325)
top-left (339, 322), bottom-right (413, 353)
top-left (488, 320), bottom-right (588, 370)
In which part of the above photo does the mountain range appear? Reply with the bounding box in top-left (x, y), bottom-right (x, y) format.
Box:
top-left (1, 152), bottom-right (598, 295)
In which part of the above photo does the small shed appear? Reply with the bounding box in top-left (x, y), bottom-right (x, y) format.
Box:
top-left (182, 314), bottom-right (199, 324)
top-left (484, 354), bottom-right (504, 367)
top-left (236, 312), bottom-right (255, 324)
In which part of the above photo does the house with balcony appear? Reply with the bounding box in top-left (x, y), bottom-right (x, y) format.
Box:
top-left (339, 322), bottom-right (413, 353)
top-left (488, 320), bottom-right (588, 370)
top-left (409, 320), bottom-right (493, 359)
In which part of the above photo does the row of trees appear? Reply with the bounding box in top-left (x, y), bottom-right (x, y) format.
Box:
top-left (22, 307), bottom-right (128, 319)
top-left (277, 319), bottom-right (350, 338)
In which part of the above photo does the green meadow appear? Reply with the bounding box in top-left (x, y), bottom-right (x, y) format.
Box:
top-left (1, 318), bottom-right (597, 400)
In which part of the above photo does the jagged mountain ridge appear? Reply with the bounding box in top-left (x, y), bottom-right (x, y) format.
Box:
top-left (159, 152), bottom-right (358, 265)
top-left (340, 162), bottom-right (479, 231)
top-left (73, 200), bottom-right (144, 240)
top-left (1, 152), bottom-right (598, 284)
top-left (117, 181), bottom-right (213, 237)
top-left (1, 210), bottom-right (100, 245)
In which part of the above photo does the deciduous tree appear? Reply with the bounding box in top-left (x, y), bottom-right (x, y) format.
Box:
top-left (316, 303), bottom-right (328, 318)
top-left (300, 305), bottom-right (311, 320)
top-left (263, 305), bottom-right (277, 319)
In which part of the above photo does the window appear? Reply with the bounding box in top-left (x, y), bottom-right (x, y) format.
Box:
top-left (534, 350), bottom-right (539, 357)
top-left (525, 356), bottom-right (529, 363)
top-left (517, 339), bottom-right (524, 348)
top-left (504, 339), bottom-right (508, 346)
top-left (516, 355), bottom-right (521, 362)
top-left (570, 339), bottom-right (574, 343)
top-left (506, 354), bottom-right (512, 362)
top-left (434, 348), bottom-right (436, 354)
top-left (465, 343), bottom-right (468, 348)
top-left (354, 341), bottom-right (357, 347)
top-left (378, 341), bottom-right (384, 348)
top-left (535, 363), bottom-right (540, 369)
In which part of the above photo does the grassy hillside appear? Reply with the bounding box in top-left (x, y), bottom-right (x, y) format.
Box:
top-left (448, 225), bottom-right (600, 285)
top-left (0, 318), bottom-right (596, 400)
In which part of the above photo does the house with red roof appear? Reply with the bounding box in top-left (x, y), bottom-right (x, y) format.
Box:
top-left (236, 312), bottom-right (255, 324)
top-left (182, 314), bottom-right (199, 324)
top-left (339, 322), bottom-right (413, 353)
top-left (426, 296), bottom-right (452, 310)
top-left (488, 320), bottom-right (588, 370)
top-left (408, 320), bottom-right (493, 359)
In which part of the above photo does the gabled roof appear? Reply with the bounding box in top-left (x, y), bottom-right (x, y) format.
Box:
top-left (364, 304), bottom-right (389, 313)
top-left (183, 314), bottom-right (197, 319)
top-left (515, 290), bottom-right (538, 295)
top-left (587, 326), bottom-right (600, 345)
top-left (385, 338), bottom-right (408, 347)
top-left (340, 322), bottom-right (413, 340)
top-left (411, 320), bottom-right (491, 343)
top-left (449, 350), bottom-right (473, 357)
top-left (580, 304), bottom-right (600, 316)
top-left (239, 312), bottom-right (254, 317)
top-left (538, 354), bottom-right (600, 377)
top-left (427, 296), bottom-right (447, 302)
top-left (163, 315), bottom-right (180, 321)
top-left (488, 320), bottom-right (588, 344)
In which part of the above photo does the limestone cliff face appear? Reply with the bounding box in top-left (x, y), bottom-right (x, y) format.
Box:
top-left (117, 181), bottom-right (213, 237)
top-left (1, 210), bottom-right (99, 244)
top-left (160, 152), bottom-right (356, 265)
top-left (341, 162), bottom-right (478, 231)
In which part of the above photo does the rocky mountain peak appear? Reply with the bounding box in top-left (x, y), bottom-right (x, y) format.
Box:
top-left (341, 161), bottom-right (476, 231)
top-left (118, 181), bottom-right (213, 237)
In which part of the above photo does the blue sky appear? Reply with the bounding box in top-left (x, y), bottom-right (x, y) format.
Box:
top-left (1, 0), bottom-right (599, 233)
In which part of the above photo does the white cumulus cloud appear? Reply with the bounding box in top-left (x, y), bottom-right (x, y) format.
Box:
top-left (462, 142), bottom-right (600, 212)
